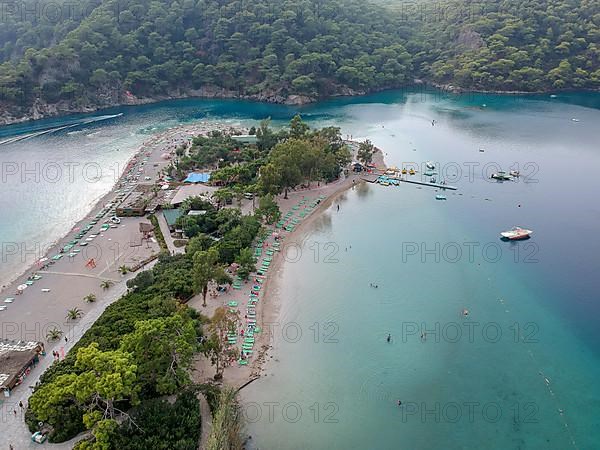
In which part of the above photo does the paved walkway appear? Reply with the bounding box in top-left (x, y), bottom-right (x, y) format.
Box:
top-left (156, 212), bottom-right (184, 255)
top-left (0, 261), bottom-right (156, 449)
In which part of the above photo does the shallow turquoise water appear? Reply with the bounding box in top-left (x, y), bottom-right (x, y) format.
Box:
top-left (1, 90), bottom-right (600, 448)
top-left (243, 185), bottom-right (600, 449)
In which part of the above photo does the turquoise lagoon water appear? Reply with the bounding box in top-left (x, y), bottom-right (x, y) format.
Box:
top-left (1, 90), bottom-right (599, 448)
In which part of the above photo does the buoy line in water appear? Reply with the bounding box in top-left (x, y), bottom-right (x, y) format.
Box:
top-left (495, 292), bottom-right (579, 450)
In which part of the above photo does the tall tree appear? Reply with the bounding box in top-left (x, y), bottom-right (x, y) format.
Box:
top-left (120, 313), bottom-right (198, 395)
top-left (193, 247), bottom-right (231, 307)
top-left (357, 139), bottom-right (375, 165)
top-left (256, 194), bottom-right (281, 225)
top-left (235, 247), bottom-right (256, 280)
top-left (28, 343), bottom-right (139, 439)
top-left (289, 114), bottom-right (310, 138)
top-left (256, 118), bottom-right (278, 152)
top-left (203, 307), bottom-right (240, 380)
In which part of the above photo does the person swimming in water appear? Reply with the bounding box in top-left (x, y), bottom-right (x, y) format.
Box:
top-left (387, 334), bottom-right (391, 343)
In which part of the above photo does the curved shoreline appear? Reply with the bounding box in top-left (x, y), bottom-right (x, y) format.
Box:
top-left (0, 149), bottom-right (139, 291)
top-left (2, 86), bottom-right (597, 127)
top-left (0, 120), bottom-right (246, 447)
top-left (223, 147), bottom-right (387, 388)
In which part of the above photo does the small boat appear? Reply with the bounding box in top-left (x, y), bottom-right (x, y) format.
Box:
top-left (430, 177), bottom-right (436, 183)
top-left (500, 227), bottom-right (533, 240)
top-left (409, 169), bottom-right (416, 175)
top-left (435, 195), bottom-right (447, 200)
top-left (509, 170), bottom-right (520, 177)
top-left (401, 168), bottom-right (407, 174)
top-left (426, 161), bottom-right (435, 170)
top-left (479, 148), bottom-right (485, 152)
top-left (41, 288), bottom-right (51, 292)
top-left (491, 171), bottom-right (513, 181)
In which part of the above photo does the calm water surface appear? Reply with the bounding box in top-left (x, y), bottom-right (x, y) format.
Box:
top-left (1, 90), bottom-right (599, 449)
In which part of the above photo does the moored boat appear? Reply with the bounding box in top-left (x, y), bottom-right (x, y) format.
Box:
top-left (500, 227), bottom-right (533, 240)
top-left (491, 171), bottom-right (513, 181)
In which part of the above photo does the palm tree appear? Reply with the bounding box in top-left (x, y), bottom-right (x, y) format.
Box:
top-left (46, 327), bottom-right (63, 341)
top-left (66, 307), bottom-right (83, 321)
top-left (83, 293), bottom-right (97, 303)
top-left (100, 280), bottom-right (113, 290)
top-left (119, 265), bottom-right (129, 275)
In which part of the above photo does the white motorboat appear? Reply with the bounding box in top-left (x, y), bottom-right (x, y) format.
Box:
top-left (500, 227), bottom-right (533, 240)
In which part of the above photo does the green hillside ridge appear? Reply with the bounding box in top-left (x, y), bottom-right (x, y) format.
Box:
top-left (0, 0), bottom-right (598, 123)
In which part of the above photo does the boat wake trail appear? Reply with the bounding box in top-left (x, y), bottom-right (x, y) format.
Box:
top-left (0, 113), bottom-right (123, 146)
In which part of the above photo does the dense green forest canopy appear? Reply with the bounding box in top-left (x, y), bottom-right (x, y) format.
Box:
top-left (0, 0), bottom-right (598, 117)
top-left (417, 0), bottom-right (600, 91)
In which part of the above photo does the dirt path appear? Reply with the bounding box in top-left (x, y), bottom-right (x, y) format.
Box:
top-left (197, 392), bottom-right (213, 450)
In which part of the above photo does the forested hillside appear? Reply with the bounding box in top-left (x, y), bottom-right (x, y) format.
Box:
top-left (0, 0), bottom-right (100, 61)
top-left (0, 0), bottom-right (598, 123)
top-left (418, 0), bottom-right (600, 91)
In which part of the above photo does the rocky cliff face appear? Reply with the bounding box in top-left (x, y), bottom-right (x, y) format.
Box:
top-left (456, 28), bottom-right (486, 52)
top-left (0, 84), bottom-right (366, 126)
top-left (0, 88), bottom-right (313, 126)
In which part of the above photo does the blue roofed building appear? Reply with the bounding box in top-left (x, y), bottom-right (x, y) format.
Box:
top-left (183, 172), bottom-right (211, 183)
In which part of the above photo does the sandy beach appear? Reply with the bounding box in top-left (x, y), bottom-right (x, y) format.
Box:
top-left (1, 119), bottom-right (385, 446)
top-left (190, 145), bottom-right (387, 389)
top-left (0, 120), bottom-right (248, 447)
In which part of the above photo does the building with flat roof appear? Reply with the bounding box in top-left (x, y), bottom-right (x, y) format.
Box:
top-left (170, 184), bottom-right (218, 206)
top-left (116, 191), bottom-right (146, 216)
top-left (183, 172), bottom-right (211, 183)
top-left (1, 340), bottom-right (44, 396)
top-left (163, 208), bottom-right (184, 231)
top-left (231, 134), bottom-right (258, 144)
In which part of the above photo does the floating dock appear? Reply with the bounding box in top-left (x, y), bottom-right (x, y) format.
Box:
top-left (398, 178), bottom-right (457, 190)
top-left (374, 175), bottom-right (457, 190)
